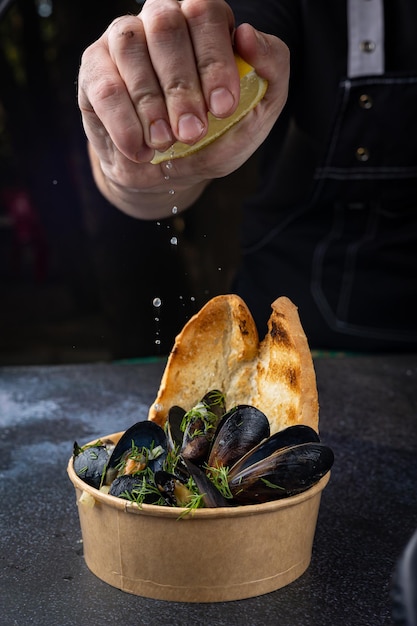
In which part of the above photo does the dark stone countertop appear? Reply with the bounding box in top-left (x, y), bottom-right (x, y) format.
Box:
top-left (0, 354), bottom-right (416, 626)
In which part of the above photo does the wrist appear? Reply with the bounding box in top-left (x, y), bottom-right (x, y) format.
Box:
top-left (89, 143), bottom-right (208, 220)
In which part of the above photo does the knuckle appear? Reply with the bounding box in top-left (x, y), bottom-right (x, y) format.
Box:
top-left (141, 2), bottom-right (183, 38)
top-left (108, 14), bottom-right (141, 39)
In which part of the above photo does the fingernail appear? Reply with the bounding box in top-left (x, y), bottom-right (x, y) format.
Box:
top-left (209, 88), bottom-right (235, 117)
top-left (178, 113), bottom-right (205, 142)
top-left (150, 119), bottom-right (173, 146)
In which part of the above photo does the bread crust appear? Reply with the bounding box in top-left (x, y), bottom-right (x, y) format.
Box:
top-left (148, 295), bottom-right (319, 434)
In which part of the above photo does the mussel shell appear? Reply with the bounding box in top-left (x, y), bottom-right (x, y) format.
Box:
top-left (154, 470), bottom-right (194, 507)
top-left (181, 415), bottom-right (213, 464)
top-left (228, 424), bottom-right (320, 478)
top-left (180, 391), bottom-right (226, 464)
top-left (183, 459), bottom-right (231, 508)
top-left (107, 420), bottom-right (167, 474)
top-left (73, 444), bottom-right (110, 489)
top-left (228, 442), bottom-right (334, 504)
top-left (208, 405), bottom-right (270, 470)
top-left (201, 389), bottom-right (226, 420)
top-left (108, 474), bottom-right (142, 498)
top-left (165, 405), bottom-right (186, 452)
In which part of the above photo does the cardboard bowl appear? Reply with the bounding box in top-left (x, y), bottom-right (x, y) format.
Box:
top-left (67, 430), bottom-right (330, 603)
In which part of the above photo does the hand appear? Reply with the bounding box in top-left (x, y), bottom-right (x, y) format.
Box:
top-left (78, 0), bottom-right (290, 218)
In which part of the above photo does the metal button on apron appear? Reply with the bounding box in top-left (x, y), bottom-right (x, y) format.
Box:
top-left (359, 94), bottom-right (373, 109)
top-left (355, 147), bottom-right (370, 161)
top-left (360, 40), bottom-right (376, 53)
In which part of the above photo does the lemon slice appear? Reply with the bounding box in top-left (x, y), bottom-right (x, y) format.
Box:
top-left (151, 55), bottom-right (268, 164)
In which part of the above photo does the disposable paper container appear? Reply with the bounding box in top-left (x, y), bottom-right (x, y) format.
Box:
top-left (67, 431), bottom-right (330, 603)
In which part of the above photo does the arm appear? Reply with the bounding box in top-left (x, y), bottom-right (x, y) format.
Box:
top-left (78, 0), bottom-right (290, 220)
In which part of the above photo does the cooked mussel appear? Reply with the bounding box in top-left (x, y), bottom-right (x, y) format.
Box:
top-left (154, 470), bottom-right (195, 507)
top-left (208, 404), bottom-right (270, 470)
top-left (228, 424), bottom-right (320, 477)
top-left (165, 405), bottom-right (186, 451)
top-left (73, 441), bottom-right (111, 489)
top-left (228, 442), bottom-right (334, 504)
top-left (166, 390), bottom-right (226, 465)
top-left (183, 459), bottom-right (231, 508)
top-left (108, 474), bottom-right (161, 504)
top-left (105, 420), bottom-right (167, 484)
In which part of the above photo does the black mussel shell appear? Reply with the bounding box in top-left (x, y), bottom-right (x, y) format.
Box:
top-left (106, 420), bottom-right (167, 475)
top-left (183, 459), bottom-right (231, 508)
top-left (181, 416), bottom-right (212, 464)
top-left (229, 442), bottom-right (334, 505)
top-left (108, 474), bottom-right (159, 504)
top-left (228, 424), bottom-right (320, 477)
top-left (154, 470), bottom-right (194, 507)
top-left (208, 405), bottom-right (270, 470)
top-left (73, 444), bottom-right (110, 489)
top-left (180, 392), bottom-right (225, 464)
top-left (165, 405), bottom-right (186, 451)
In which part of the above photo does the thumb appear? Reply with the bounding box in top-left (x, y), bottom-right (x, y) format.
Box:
top-left (234, 23), bottom-right (290, 95)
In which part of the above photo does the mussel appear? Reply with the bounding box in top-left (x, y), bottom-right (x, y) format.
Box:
top-left (105, 420), bottom-right (167, 485)
top-left (228, 441), bottom-right (334, 504)
top-left (73, 441), bottom-right (111, 489)
top-left (166, 390), bottom-right (226, 465)
top-left (208, 405), bottom-right (270, 469)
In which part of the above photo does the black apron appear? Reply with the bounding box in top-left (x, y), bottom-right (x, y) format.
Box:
top-left (235, 73), bottom-right (417, 350)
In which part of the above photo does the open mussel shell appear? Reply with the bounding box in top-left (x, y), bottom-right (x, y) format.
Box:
top-left (154, 470), bottom-right (195, 507)
top-left (108, 474), bottom-right (159, 504)
top-left (228, 442), bottom-right (334, 505)
top-left (228, 424), bottom-right (320, 477)
top-left (183, 459), bottom-right (231, 508)
top-left (165, 405), bottom-right (186, 452)
top-left (106, 420), bottom-right (167, 478)
top-left (208, 405), bottom-right (270, 470)
top-left (201, 389), bottom-right (226, 420)
top-left (73, 443), bottom-right (110, 489)
top-left (173, 391), bottom-right (226, 465)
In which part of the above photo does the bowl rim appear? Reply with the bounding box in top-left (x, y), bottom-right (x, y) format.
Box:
top-left (67, 430), bottom-right (331, 520)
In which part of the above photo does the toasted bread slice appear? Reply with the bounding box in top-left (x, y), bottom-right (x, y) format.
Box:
top-left (148, 295), bottom-right (319, 434)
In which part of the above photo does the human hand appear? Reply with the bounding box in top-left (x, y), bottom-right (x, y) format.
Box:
top-left (78, 0), bottom-right (289, 218)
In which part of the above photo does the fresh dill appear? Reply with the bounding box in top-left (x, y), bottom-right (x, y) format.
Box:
top-left (205, 464), bottom-right (234, 499)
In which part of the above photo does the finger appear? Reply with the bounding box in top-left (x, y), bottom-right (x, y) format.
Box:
top-left (234, 23), bottom-right (290, 112)
top-left (106, 15), bottom-right (174, 152)
top-left (180, 0), bottom-right (239, 118)
top-left (78, 32), bottom-right (153, 163)
top-left (140, 0), bottom-right (209, 145)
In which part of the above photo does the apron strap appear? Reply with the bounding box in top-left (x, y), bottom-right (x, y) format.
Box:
top-left (347, 0), bottom-right (385, 77)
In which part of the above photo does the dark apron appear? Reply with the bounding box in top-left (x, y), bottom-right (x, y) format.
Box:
top-left (235, 73), bottom-right (417, 351)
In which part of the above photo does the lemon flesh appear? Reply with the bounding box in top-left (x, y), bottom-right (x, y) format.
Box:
top-left (150, 55), bottom-right (268, 165)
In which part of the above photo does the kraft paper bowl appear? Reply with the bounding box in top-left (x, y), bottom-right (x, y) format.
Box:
top-left (67, 430), bottom-right (330, 603)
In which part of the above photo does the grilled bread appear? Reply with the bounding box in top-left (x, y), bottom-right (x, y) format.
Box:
top-left (148, 295), bottom-right (319, 434)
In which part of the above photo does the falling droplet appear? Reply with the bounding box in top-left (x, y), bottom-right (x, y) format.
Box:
top-left (170, 236), bottom-right (178, 246)
top-left (168, 189), bottom-right (175, 196)
top-left (155, 339), bottom-right (161, 345)
top-left (165, 160), bottom-right (173, 170)
top-left (153, 297), bottom-right (162, 308)
top-left (172, 205), bottom-right (178, 214)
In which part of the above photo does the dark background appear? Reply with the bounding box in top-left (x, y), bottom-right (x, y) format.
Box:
top-left (0, 0), bottom-right (257, 365)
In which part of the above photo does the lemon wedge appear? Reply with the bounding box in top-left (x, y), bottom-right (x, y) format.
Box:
top-left (150, 55), bottom-right (268, 164)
